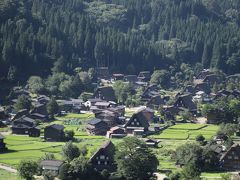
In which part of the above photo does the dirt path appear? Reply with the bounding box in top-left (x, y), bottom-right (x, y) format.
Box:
top-left (0, 164), bottom-right (17, 173)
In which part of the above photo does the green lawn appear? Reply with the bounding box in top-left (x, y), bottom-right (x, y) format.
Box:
top-left (0, 169), bottom-right (20, 180)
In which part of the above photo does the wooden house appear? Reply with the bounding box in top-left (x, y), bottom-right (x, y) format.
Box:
top-left (106, 126), bottom-right (126, 138)
top-left (89, 141), bottom-right (116, 172)
top-left (86, 119), bottom-right (109, 135)
top-left (40, 160), bottom-right (64, 176)
top-left (95, 110), bottom-right (117, 127)
top-left (112, 74), bottom-right (124, 81)
top-left (124, 75), bottom-right (138, 83)
top-left (124, 110), bottom-right (150, 134)
top-left (12, 116), bottom-right (36, 135)
top-left (196, 69), bottom-right (213, 79)
top-left (174, 94), bottom-right (197, 113)
top-left (0, 134), bottom-right (7, 152)
top-left (138, 71), bottom-right (151, 82)
top-left (206, 109), bottom-right (225, 124)
top-left (96, 67), bottom-right (110, 79)
top-left (94, 86), bottom-right (117, 102)
top-left (135, 107), bottom-right (155, 122)
top-left (44, 124), bottom-right (65, 141)
top-left (220, 144), bottom-right (240, 170)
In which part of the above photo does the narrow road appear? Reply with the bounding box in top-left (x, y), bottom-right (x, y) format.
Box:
top-left (0, 164), bottom-right (17, 173)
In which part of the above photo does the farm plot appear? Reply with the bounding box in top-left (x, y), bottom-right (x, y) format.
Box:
top-left (0, 133), bottom-right (107, 167)
top-left (149, 124), bottom-right (219, 140)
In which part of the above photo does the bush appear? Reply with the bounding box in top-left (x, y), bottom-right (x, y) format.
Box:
top-left (18, 160), bottom-right (38, 180)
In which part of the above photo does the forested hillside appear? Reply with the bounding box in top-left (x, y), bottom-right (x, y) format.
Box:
top-left (0, 0), bottom-right (240, 82)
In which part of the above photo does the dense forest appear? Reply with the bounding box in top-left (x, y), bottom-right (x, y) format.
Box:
top-left (0, 0), bottom-right (240, 83)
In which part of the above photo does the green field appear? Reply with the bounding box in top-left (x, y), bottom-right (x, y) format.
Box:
top-left (0, 169), bottom-right (20, 180)
top-left (149, 124), bottom-right (219, 141)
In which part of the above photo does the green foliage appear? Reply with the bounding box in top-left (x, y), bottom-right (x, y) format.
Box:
top-left (65, 130), bottom-right (75, 141)
top-left (17, 160), bottom-right (38, 180)
top-left (150, 70), bottom-right (170, 88)
top-left (180, 163), bottom-right (201, 180)
top-left (62, 141), bottom-right (80, 162)
top-left (113, 81), bottom-right (132, 103)
top-left (27, 76), bottom-right (45, 94)
top-left (14, 94), bottom-right (31, 111)
top-left (40, 153), bottom-right (56, 161)
top-left (195, 134), bottom-right (205, 142)
top-left (46, 98), bottom-right (59, 118)
top-left (115, 137), bottom-right (159, 180)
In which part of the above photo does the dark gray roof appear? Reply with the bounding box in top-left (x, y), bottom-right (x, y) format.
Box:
top-left (15, 116), bottom-right (35, 123)
top-left (40, 160), bottom-right (64, 167)
top-left (47, 124), bottom-right (64, 130)
top-left (88, 118), bottom-right (104, 125)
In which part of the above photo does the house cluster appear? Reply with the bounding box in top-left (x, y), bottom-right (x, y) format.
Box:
top-left (207, 134), bottom-right (240, 171)
top-left (40, 140), bottom-right (116, 175)
top-left (86, 105), bottom-right (162, 138)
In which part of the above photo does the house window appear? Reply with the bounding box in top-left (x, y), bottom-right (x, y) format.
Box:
top-left (106, 156), bottom-right (109, 160)
top-left (234, 156), bottom-right (238, 160)
top-left (131, 122), bottom-right (134, 125)
top-left (105, 161), bottom-right (107, 165)
top-left (232, 152), bottom-right (235, 155)
top-left (134, 119), bottom-right (137, 122)
top-left (228, 156), bottom-right (232, 159)
top-left (136, 122), bottom-right (140, 126)
top-left (100, 155), bottom-right (105, 160)
top-left (98, 161), bottom-right (100, 165)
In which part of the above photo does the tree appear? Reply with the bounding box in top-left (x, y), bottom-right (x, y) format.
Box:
top-left (27, 76), bottom-right (45, 94)
top-left (59, 163), bottom-right (71, 180)
top-left (65, 130), bottom-right (75, 141)
top-left (180, 163), bottom-right (201, 180)
top-left (150, 70), bottom-right (170, 88)
top-left (195, 134), bottom-right (205, 144)
top-left (18, 160), bottom-right (38, 180)
top-left (113, 81), bottom-right (131, 103)
top-left (115, 137), bottom-right (159, 180)
top-left (14, 95), bottom-right (32, 111)
top-left (62, 141), bottom-right (80, 162)
top-left (40, 153), bottom-right (55, 161)
top-left (175, 143), bottom-right (203, 170)
top-left (46, 98), bottom-right (59, 119)
top-left (68, 156), bottom-right (97, 179)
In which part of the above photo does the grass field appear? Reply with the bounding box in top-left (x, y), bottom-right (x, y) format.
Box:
top-left (0, 169), bottom-right (20, 180)
top-left (149, 124), bottom-right (219, 141)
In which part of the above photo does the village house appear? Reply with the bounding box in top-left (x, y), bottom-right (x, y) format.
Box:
top-left (44, 124), bottom-right (65, 141)
top-left (124, 109), bottom-right (150, 135)
top-left (94, 101), bottom-right (112, 110)
top-left (192, 91), bottom-right (210, 103)
top-left (138, 71), bottom-right (151, 82)
top-left (95, 110), bottom-right (118, 127)
top-left (12, 116), bottom-right (36, 135)
top-left (94, 86), bottom-right (117, 102)
top-left (40, 160), bottom-right (64, 176)
top-left (112, 74), bottom-right (124, 81)
top-left (203, 74), bottom-right (222, 85)
top-left (12, 109), bottom-right (29, 121)
top-left (86, 119), bottom-right (109, 135)
top-left (220, 144), bottom-right (240, 170)
top-left (141, 84), bottom-right (160, 102)
top-left (106, 126), bottom-right (126, 138)
top-left (96, 67), bottom-right (110, 79)
top-left (174, 94), bottom-right (197, 114)
top-left (0, 133), bottom-right (7, 152)
top-left (136, 107), bottom-right (155, 122)
top-left (147, 95), bottom-right (166, 109)
top-left (206, 109), bottom-right (225, 124)
top-left (84, 98), bottom-right (103, 109)
top-left (183, 85), bottom-right (195, 94)
top-left (161, 105), bottom-right (181, 121)
top-left (196, 69), bottom-right (213, 79)
top-left (89, 141), bottom-right (116, 172)
top-left (37, 95), bottom-right (50, 104)
top-left (124, 75), bottom-right (138, 83)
